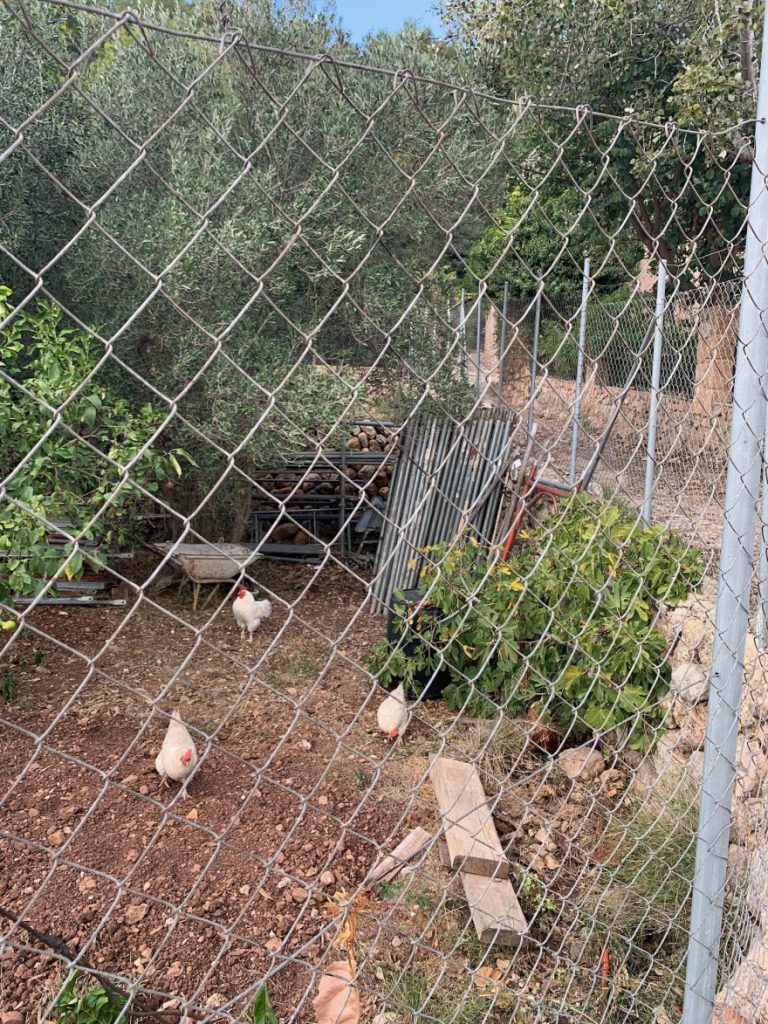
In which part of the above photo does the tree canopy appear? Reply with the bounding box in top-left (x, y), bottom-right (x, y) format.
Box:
top-left (1, 0), bottom-right (497, 536)
top-left (443, 0), bottom-right (758, 283)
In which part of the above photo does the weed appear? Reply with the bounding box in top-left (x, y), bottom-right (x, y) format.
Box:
top-left (382, 964), bottom-right (488, 1024)
top-left (367, 496), bottom-right (703, 746)
top-left (1, 649), bottom-right (43, 701)
top-left (518, 872), bottom-right (556, 914)
top-left (53, 972), bottom-right (126, 1024)
top-left (379, 880), bottom-right (432, 911)
top-left (353, 767), bottom-right (372, 790)
top-left (263, 649), bottom-right (327, 690)
top-left (250, 983), bottom-right (277, 1024)
top-left (2, 673), bottom-right (18, 701)
top-left (573, 794), bottom-right (748, 1022)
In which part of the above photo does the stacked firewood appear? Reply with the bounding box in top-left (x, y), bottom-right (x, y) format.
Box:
top-left (253, 425), bottom-right (397, 546)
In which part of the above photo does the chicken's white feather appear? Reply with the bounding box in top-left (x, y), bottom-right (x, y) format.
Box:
top-left (233, 589), bottom-right (272, 641)
top-left (155, 709), bottom-right (197, 783)
top-left (377, 684), bottom-right (410, 739)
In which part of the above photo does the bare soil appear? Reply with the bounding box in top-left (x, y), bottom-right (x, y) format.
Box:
top-left (0, 555), bottom-right (650, 1024)
top-left (0, 558), bottom-right (422, 1020)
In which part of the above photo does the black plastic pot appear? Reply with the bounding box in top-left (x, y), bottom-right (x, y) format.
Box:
top-left (383, 588), bottom-right (453, 700)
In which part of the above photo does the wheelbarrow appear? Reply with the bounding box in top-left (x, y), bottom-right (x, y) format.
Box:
top-left (153, 542), bottom-right (263, 610)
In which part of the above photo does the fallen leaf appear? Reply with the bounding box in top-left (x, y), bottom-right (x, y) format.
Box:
top-left (185, 808), bottom-right (198, 822)
top-left (312, 961), bottom-right (360, 1024)
top-left (473, 966), bottom-right (502, 990)
top-left (239, 885), bottom-right (251, 896)
top-left (323, 891), bottom-right (376, 970)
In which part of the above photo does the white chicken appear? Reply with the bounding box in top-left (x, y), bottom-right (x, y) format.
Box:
top-left (155, 710), bottom-right (198, 787)
top-left (232, 587), bottom-right (272, 642)
top-left (377, 683), bottom-right (410, 740)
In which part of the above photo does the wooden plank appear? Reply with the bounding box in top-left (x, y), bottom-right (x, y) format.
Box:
top-left (460, 871), bottom-right (528, 948)
top-left (365, 827), bottom-right (432, 884)
top-left (429, 757), bottom-right (508, 878)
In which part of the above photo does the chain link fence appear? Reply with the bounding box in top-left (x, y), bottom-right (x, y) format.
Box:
top-left (2, 4), bottom-right (768, 1024)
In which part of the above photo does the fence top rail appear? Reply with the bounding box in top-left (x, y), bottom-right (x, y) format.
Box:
top-left (12, 0), bottom-right (758, 140)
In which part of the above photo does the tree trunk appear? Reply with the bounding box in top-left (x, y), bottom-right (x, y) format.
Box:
top-left (692, 301), bottom-right (737, 419)
top-left (229, 484), bottom-right (252, 543)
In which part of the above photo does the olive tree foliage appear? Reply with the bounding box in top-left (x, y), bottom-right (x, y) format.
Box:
top-left (1, 0), bottom-right (499, 536)
top-left (443, 0), bottom-right (757, 285)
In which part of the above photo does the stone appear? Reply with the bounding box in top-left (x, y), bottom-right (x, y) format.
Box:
top-left (124, 904), bottom-right (149, 925)
top-left (661, 583), bottom-right (717, 667)
top-left (675, 703), bottom-right (708, 754)
top-left (557, 745), bottom-right (604, 782)
top-left (630, 731), bottom-right (702, 803)
top-left (319, 871), bottom-right (335, 886)
top-left (736, 736), bottom-right (768, 799)
top-left (290, 886), bottom-right (308, 902)
top-left (2, 1012), bottom-right (24, 1024)
top-left (670, 662), bottom-right (709, 704)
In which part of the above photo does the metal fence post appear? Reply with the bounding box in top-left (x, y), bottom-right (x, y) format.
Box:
top-left (569, 258), bottom-right (590, 486)
top-left (497, 282), bottom-right (509, 409)
top-left (758, 400), bottom-right (768, 648)
top-left (475, 290), bottom-right (483, 399)
top-left (642, 261), bottom-right (667, 525)
top-left (682, 7), bottom-right (768, 1018)
top-left (459, 288), bottom-right (467, 382)
top-left (527, 288), bottom-right (542, 436)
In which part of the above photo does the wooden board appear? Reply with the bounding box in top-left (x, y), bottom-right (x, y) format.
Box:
top-left (366, 827), bottom-right (432, 884)
top-left (429, 757), bottom-right (508, 878)
top-left (460, 871), bottom-right (528, 948)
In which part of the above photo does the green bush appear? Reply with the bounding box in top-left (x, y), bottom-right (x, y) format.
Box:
top-left (369, 495), bottom-right (704, 748)
top-left (0, 287), bottom-right (192, 602)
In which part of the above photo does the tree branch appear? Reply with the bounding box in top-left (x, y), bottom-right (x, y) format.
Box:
top-left (740, 0), bottom-right (756, 98)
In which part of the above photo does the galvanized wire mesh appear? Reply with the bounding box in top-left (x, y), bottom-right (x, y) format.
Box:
top-left (1, 4), bottom-right (767, 1024)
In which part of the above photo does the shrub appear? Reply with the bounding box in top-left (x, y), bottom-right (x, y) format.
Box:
top-left (368, 495), bottom-right (704, 748)
top-left (0, 287), bottom-right (192, 602)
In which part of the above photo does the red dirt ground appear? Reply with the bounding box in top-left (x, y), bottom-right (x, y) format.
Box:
top-left (0, 558), bottom-right (420, 1021)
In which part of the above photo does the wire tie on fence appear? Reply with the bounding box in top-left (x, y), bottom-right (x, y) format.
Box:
top-left (219, 30), bottom-right (240, 55)
top-left (319, 55), bottom-right (346, 97)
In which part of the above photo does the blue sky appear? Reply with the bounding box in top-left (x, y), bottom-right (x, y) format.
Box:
top-left (333, 0), bottom-right (442, 41)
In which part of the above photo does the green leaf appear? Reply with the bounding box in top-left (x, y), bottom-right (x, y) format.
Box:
top-left (582, 704), bottom-right (618, 732)
top-left (250, 983), bottom-right (277, 1024)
